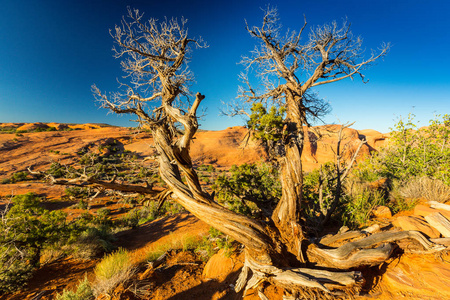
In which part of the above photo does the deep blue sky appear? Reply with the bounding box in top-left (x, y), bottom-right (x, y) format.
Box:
top-left (0, 0), bottom-right (449, 133)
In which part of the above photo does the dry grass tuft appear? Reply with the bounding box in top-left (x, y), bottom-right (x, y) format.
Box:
top-left (398, 176), bottom-right (450, 203)
top-left (93, 248), bottom-right (135, 297)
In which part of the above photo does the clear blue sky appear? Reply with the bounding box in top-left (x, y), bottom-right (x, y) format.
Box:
top-left (0, 0), bottom-right (449, 133)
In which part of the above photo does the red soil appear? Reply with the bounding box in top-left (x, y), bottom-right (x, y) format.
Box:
top-left (5, 123), bottom-right (448, 300)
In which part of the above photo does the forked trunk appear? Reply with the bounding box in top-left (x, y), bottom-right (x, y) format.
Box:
top-left (152, 125), bottom-right (284, 267)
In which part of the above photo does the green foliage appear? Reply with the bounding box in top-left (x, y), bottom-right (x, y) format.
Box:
top-left (55, 276), bottom-right (94, 300)
top-left (0, 127), bottom-right (16, 134)
top-left (3, 171), bottom-right (30, 184)
top-left (213, 163), bottom-right (281, 216)
top-left (197, 164), bottom-right (216, 172)
top-left (302, 163), bottom-right (339, 227)
top-left (65, 187), bottom-right (89, 198)
top-left (206, 227), bottom-right (234, 256)
top-left (247, 103), bottom-right (286, 142)
top-left (365, 114), bottom-right (450, 184)
top-left (72, 226), bottom-right (116, 260)
top-left (95, 248), bottom-right (131, 280)
top-left (48, 162), bottom-right (66, 178)
top-left (343, 188), bottom-right (386, 228)
top-left (0, 193), bottom-right (68, 293)
top-left (93, 208), bottom-right (112, 226)
top-left (350, 114), bottom-right (450, 214)
top-left (117, 200), bottom-right (185, 229)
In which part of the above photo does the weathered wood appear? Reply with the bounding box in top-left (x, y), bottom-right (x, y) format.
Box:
top-left (309, 243), bottom-right (395, 269)
top-left (147, 252), bottom-right (167, 269)
top-left (430, 237), bottom-right (450, 247)
top-left (309, 231), bottom-right (444, 268)
top-left (292, 268), bottom-right (363, 287)
top-left (319, 225), bottom-right (380, 246)
top-left (319, 231), bottom-right (367, 246)
top-left (89, 7), bottom-right (401, 298)
top-left (425, 212), bottom-right (450, 237)
top-left (428, 201), bottom-right (450, 211)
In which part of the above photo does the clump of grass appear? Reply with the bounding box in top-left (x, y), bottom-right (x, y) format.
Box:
top-left (396, 176), bottom-right (450, 203)
top-left (56, 276), bottom-right (94, 300)
top-left (93, 248), bottom-right (135, 297)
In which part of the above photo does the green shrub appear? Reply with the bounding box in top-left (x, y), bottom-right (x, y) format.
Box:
top-left (343, 188), bottom-right (386, 228)
top-left (48, 162), bottom-right (66, 178)
top-left (119, 208), bottom-right (141, 228)
top-left (92, 208), bottom-right (112, 226)
top-left (7, 171), bottom-right (30, 183)
top-left (65, 186), bottom-right (89, 198)
top-left (72, 226), bottom-right (116, 260)
top-left (55, 276), bottom-right (94, 300)
top-left (213, 162), bottom-right (280, 217)
top-left (0, 193), bottom-right (68, 293)
top-left (349, 114), bottom-right (450, 215)
top-left (367, 114), bottom-right (450, 183)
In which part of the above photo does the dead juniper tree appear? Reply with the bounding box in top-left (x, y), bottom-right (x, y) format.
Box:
top-left (91, 7), bottom-right (445, 299)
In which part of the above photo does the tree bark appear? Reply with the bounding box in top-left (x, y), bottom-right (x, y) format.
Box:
top-left (272, 89), bottom-right (306, 262)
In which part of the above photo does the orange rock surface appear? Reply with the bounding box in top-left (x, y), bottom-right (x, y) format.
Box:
top-left (393, 215), bottom-right (441, 238)
top-left (377, 253), bottom-right (450, 300)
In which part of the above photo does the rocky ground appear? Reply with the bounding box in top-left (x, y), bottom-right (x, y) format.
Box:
top-left (0, 123), bottom-right (449, 300)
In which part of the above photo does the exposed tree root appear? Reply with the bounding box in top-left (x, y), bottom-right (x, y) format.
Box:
top-left (236, 250), bottom-right (364, 299)
top-left (235, 230), bottom-right (445, 299)
top-left (308, 230), bottom-right (445, 268)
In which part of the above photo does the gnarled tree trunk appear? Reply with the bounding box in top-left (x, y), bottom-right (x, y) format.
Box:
top-left (89, 7), bottom-right (448, 299)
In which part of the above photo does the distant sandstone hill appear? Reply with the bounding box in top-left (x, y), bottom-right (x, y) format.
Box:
top-left (0, 123), bottom-right (389, 182)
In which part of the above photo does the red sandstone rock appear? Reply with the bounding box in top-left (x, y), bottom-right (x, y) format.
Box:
top-left (393, 215), bottom-right (441, 238)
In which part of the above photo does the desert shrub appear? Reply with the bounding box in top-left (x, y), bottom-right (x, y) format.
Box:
top-left (343, 187), bottom-right (386, 228)
top-left (93, 248), bottom-right (135, 297)
top-left (71, 226), bottom-right (116, 260)
top-left (365, 114), bottom-right (450, 183)
top-left (213, 162), bottom-right (281, 217)
top-left (76, 199), bottom-right (89, 210)
top-left (302, 163), bottom-right (339, 221)
top-left (65, 186), bottom-right (89, 198)
top-left (7, 171), bottom-right (30, 183)
top-left (47, 162), bottom-right (66, 178)
top-left (55, 276), bottom-right (94, 300)
top-left (197, 164), bottom-right (216, 173)
top-left (117, 200), bottom-right (184, 230)
top-left (0, 193), bottom-right (68, 293)
top-left (247, 103), bottom-right (286, 142)
top-left (119, 208), bottom-right (141, 228)
top-left (92, 208), bottom-right (112, 226)
top-left (161, 199), bottom-right (185, 215)
top-left (0, 127), bottom-right (16, 134)
top-left (348, 114), bottom-right (450, 215)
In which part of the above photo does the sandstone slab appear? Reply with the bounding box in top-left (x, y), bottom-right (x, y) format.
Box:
top-left (414, 204), bottom-right (450, 220)
top-left (393, 215), bottom-right (440, 238)
top-left (372, 205), bottom-right (392, 218)
top-left (380, 253), bottom-right (450, 300)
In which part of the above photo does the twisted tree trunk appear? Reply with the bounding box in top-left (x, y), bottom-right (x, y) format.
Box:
top-left (272, 92), bottom-right (306, 262)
